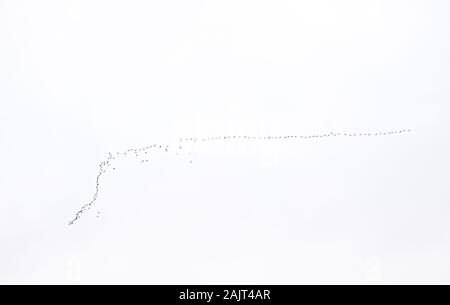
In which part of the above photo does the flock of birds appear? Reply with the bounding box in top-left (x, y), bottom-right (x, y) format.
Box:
top-left (68, 128), bottom-right (412, 225)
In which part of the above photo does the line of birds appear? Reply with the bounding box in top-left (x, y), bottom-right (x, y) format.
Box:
top-left (68, 128), bottom-right (412, 225)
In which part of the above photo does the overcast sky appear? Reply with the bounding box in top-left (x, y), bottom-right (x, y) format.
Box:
top-left (1, 0), bottom-right (449, 284)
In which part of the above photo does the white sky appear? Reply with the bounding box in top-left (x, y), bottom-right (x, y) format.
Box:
top-left (1, 0), bottom-right (449, 284)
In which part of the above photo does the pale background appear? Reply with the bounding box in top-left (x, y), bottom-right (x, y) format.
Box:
top-left (1, 0), bottom-right (449, 284)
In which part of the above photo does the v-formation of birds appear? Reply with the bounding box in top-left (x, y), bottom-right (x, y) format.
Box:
top-left (68, 129), bottom-right (412, 225)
